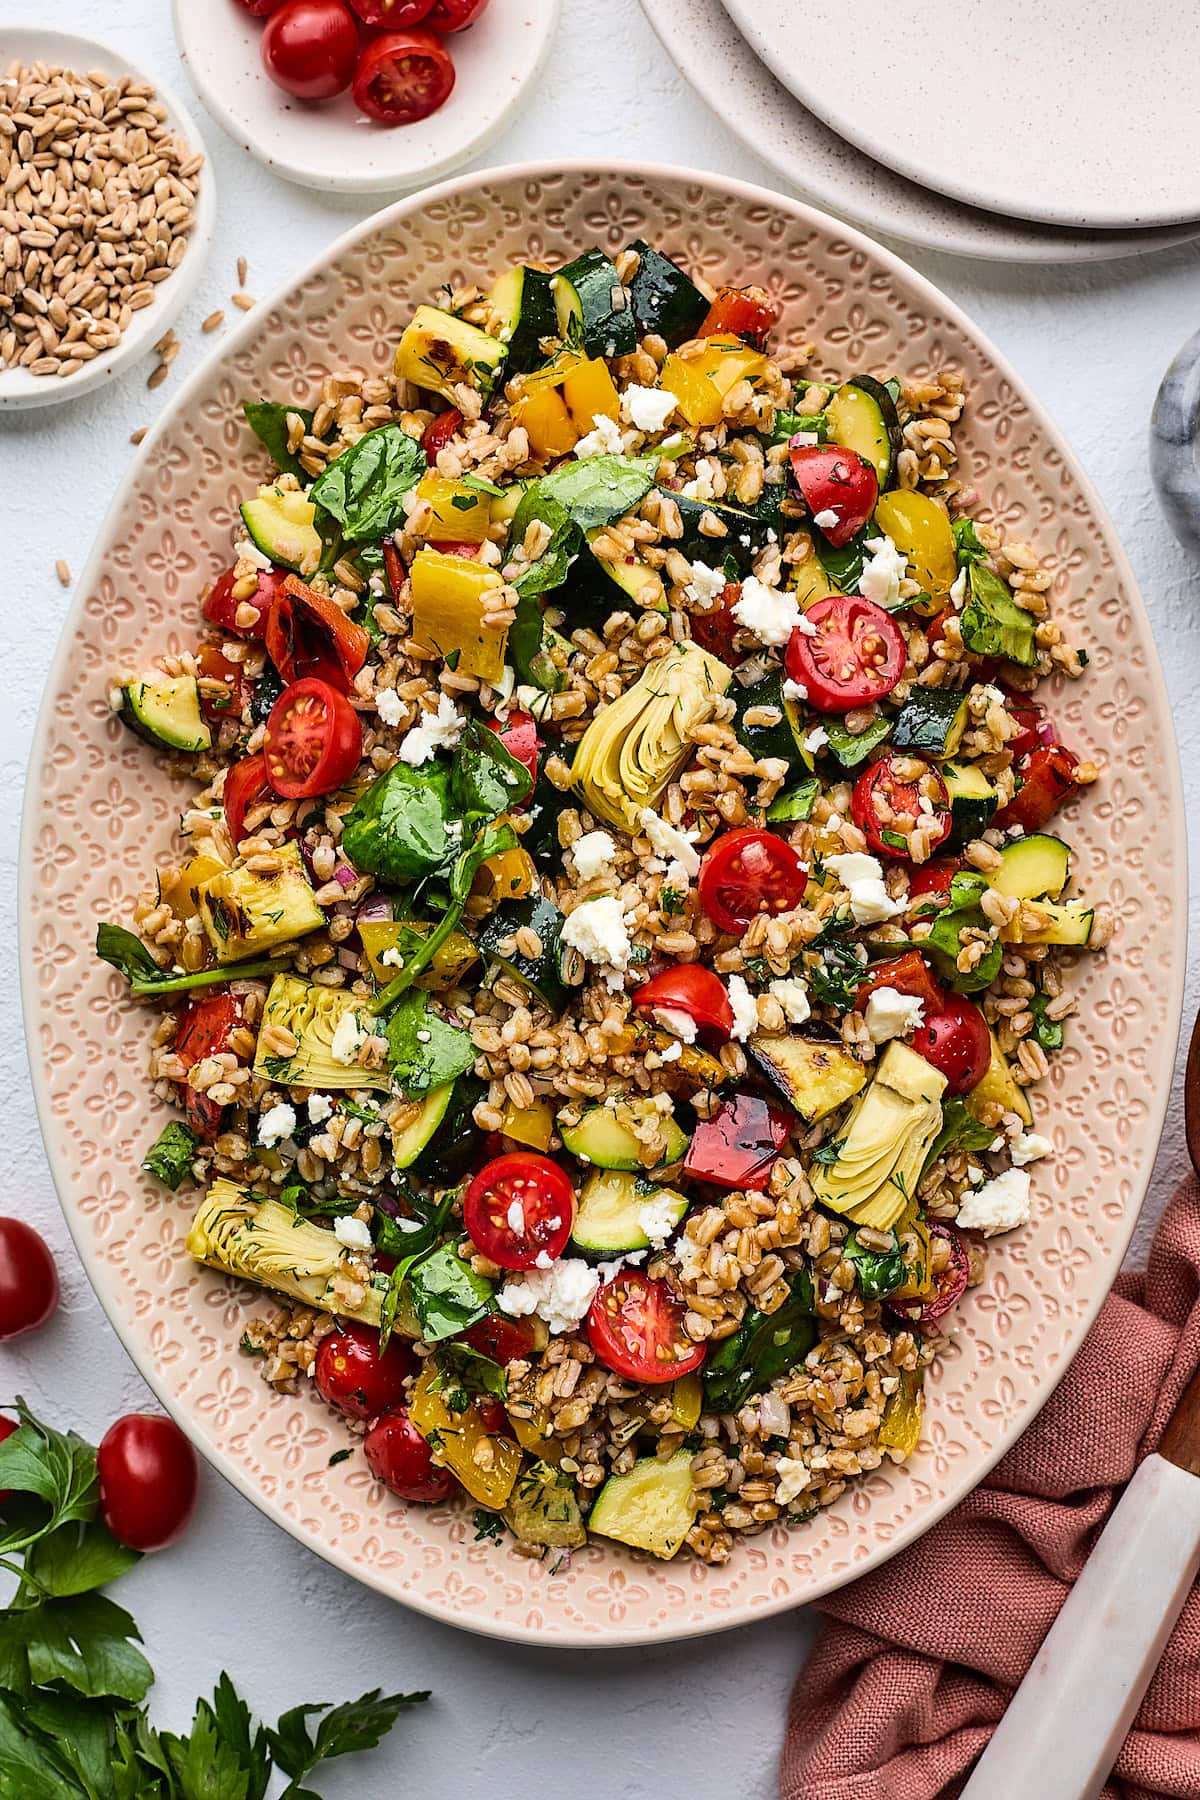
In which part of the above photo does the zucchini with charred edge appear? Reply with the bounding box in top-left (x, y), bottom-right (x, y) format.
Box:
top-left (119, 674), bottom-right (211, 754)
top-left (552, 249), bottom-right (636, 360)
top-left (749, 1035), bottom-right (867, 1123)
top-left (733, 668), bottom-right (813, 770)
top-left (477, 895), bottom-right (568, 1014)
top-left (197, 841), bottom-right (324, 963)
top-left (891, 688), bottom-right (969, 760)
top-left (560, 1098), bottom-right (690, 1171)
top-left (942, 759), bottom-right (1000, 846)
top-left (489, 264), bottom-right (557, 376)
top-left (394, 304), bottom-right (507, 403)
top-left (624, 240), bottom-right (708, 347)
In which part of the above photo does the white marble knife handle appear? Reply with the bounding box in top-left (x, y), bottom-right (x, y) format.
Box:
top-left (960, 1453), bottom-right (1200, 1800)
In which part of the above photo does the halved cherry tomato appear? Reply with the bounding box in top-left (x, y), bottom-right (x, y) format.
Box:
top-left (97, 1414), bottom-right (199, 1552)
top-left (197, 645), bottom-right (248, 724)
top-left (262, 0), bottom-right (359, 100)
top-left (350, 0), bottom-right (434, 21)
top-left (266, 574), bottom-right (369, 691)
top-left (924, 607), bottom-right (955, 651)
top-left (426, 0), bottom-right (489, 27)
top-left (889, 1223), bottom-right (969, 1324)
top-left (587, 1270), bottom-right (706, 1385)
top-left (683, 1093), bottom-right (791, 1192)
top-left (633, 964), bottom-right (734, 1042)
top-left (352, 29), bottom-right (455, 123)
top-left (264, 677), bottom-right (363, 800)
top-left (0, 1220), bottom-right (59, 1341)
top-left (688, 579), bottom-right (742, 662)
top-left (485, 709), bottom-right (539, 786)
top-left (851, 755), bottom-right (952, 861)
top-left (434, 539), bottom-right (484, 557)
top-left (994, 743), bottom-right (1081, 834)
top-left (697, 828), bottom-right (808, 935)
top-left (365, 1407), bottom-right (457, 1502)
top-left (201, 564), bottom-right (284, 640)
top-left (462, 1313), bottom-right (537, 1365)
top-left (911, 994), bottom-right (991, 1095)
top-left (223, 752), bottom-right (272, 846)
top-left (1001, 690), bottom-right (1058, 763)
top-left (697, 285), bottom-right (779, 348)
top-left (786, 594), bottom-right (907, 713)
top-left (315, 1323), bottom-right (414, 1421)
top-left (789, 444), bottom-right (878, 548)
top-left (908, 857), bottom-right (960, 903)
top-left (421, 406), bottom-right (464, 461)
top-left (464, 1153), bottom-right (575, 1271)
top-left (856, 951), bottom-right (944, 1016)
top-left (176, 992), bottom-right (243, 1141)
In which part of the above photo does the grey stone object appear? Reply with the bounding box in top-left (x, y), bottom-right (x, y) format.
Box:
top-left (1151, 326), bottom-right (1200, 555)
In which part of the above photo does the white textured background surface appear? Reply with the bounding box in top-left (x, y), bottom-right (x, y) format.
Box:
top-left (2, 0), bottom-right (1198, 1790)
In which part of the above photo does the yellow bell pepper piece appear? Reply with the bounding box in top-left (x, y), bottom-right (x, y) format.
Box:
top-left (670, 1373), bottom-right (703, 1434)
top-left (409, 546), bottom-right (509, 684)
top-left (358, 919), bottom-right (479, 992)
top-left (877, 1368), bottom-right (925, 1459)
top-left (414, 471), bottom-right (492, 544)
top-left (508, 1403), bottom-right (562, 1465)
top-left (873, 490), bottom-right (957, 603)
top-left (163, 852), bottom-right (229, 922)
top-left (471, 843), bottom-right (538, 906)
top-left (562, 356), bottom-right (621, 431)
top-left (408, 1365), bottom-right (523, 1510)
top-left (511, 383), bottom-right (577, 458)
top-left (891, 1199), bottom-right (933, 1302)
top-left (500, 1095), bottom-right (555, 1152)
top-left (660, 334), bottom-right (768, 429)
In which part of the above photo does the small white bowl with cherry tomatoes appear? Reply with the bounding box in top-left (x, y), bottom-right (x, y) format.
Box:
top-left (173, 0), bottom-right (560, 194)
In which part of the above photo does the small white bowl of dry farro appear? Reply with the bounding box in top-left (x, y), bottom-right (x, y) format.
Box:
top-left (0, 29), bottom-right (214, 412)
top-left (25, 164), bottom-right (1182, 1644)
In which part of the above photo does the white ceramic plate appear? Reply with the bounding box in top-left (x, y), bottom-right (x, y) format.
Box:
top-left (174, 0), bottom-right (559, 196)
top-left (720, 0), bottom-right (1200, 231)
top-left (0, 28), bottom-right (215, 413)
top-left (640, 0), bottom-right (1200, 263)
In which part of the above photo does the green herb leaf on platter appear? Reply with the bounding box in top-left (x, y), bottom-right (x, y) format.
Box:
top-left (922, 1096), bottom-right (998, 1176)
top-left (405, 1244), bottom-right (493, 1344)
top-left (384, 992), bottom-right (476, 1097)
top-left (507, 488), bottom-right (579, 598)
top-left (843, 1230), bottom-right (906, 1303)
top-left (242, 400), bottom-right (314, 482)
top-left (703, 1268), bottom-right (816, 1413)
top-left (450, 717), bottom-right (534, 819)
top-left (340, 760), bottom-right (454, 886)
top-left (368, 818), bottom-right (516, 1014)
top-left (951, 516), bottom-right (988, 567)
top-left (309, 424), bottom-right (426, 544)
top-left (923, 872), bottom-right (1004, 993)
top-left (95, 925), bottom-right (277, 999)
top-left (1029, 992), bottom-right (1065, 1053)
top-left (538, 453), bottom-right (659, 532)
top-left (142, 1121), bottom-right (200, 1191)
top-left (960, 562), bottom-right (1037, 667)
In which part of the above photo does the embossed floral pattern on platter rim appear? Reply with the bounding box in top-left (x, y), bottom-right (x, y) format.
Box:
top-left (18, 163), bottom-right (1185, 1646)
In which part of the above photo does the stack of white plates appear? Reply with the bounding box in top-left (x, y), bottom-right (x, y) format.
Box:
top-left (640, 0), bottom-right (1200, 262)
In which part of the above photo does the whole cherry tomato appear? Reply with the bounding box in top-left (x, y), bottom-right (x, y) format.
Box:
top-left (911, 994), bottom-right (992, 1094)
top-left (889, 1223), bottom-right (969, 1324)
top-left (682, 1093), bottom-right (791, 1192)
top-left (421, 406), bottom-right (464, 461)
top-left (425, 0), bottom-right (489, 28)
top-left (315, 1323), bottom-right (414, 1420)
top-left (201, 564), bottom-right (284, 640)
top-left (696, 285), bottom-right (779, 348)
top-left (264, 677), bottom-right (363, 799)
top-left (633, 964), bottom-right (734, 1042)
top-left (485, 709), bottom-right (539, 786)
top-left (364, 1407), bottom-right (457, 1502)
top-left (994, 744), bottom-right (1081, 834)
top-left (352, 29), bottom-right (455, 123)
top-left (462, 1313), bottom-right (537, 1364)
top-left (97, 1414), bottom-right (199, 1552)
top-left (223, 752), bottom-right (272, 846)
top-left (851, 755), bottom-right (952, 861)
top-left (855, 950), bottom-right (944, 1016)
top-left (785, 594), bottom-right (907, 713)
top-left (464, 1153), bottom-right (575, 1270)
top-left (789, 443), bottom-right (878, 547)
top-left (697, 828), bottom-right (808, 935)
top-left (587, 1270), bottom-right (706, 1385)
top-left (261, 0), bottom-right (359, 100)
top-left (0, 1220), bottom-right (58, 1340)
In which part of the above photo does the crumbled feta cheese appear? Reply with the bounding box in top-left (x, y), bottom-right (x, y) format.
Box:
top-left (680, 457), bottom-right (719, 501)
top-left (498, 1258), bottom-right (601, 1335)
top-left (307, 1094), bottom-right (333, 1125)
top-left (863, 985), bottom-right (925, 1044)
top-left (398, 692), bottom-right (464, 766)
top-left (732, 575), bottom-right (802, 647)
top-left (956, 1168), bottom-right (1032, 1237)
top-left (654, 1006), bottom-right (698, 1043)
top-left (774, 1456), bottom-right (810, 1507)
top-left (234, 535), bottom-right (273, 572)
top-left (376, 687), bottom-right (405, 727)
top-left (825, 850), bottom-right (905, 925)
top-left (639, 808), bottom-right (700, 877)
top-left (812, 508), bottom-right (839, 530)
top-left (560, 896), bottom-right (632, 990)
top-left (595, 1250), bottom-right (648, 1285)
top-left (664, 858), bottom-right (693, 891)
top-left (1009, 1131), bottom-right (1053, 1167)
top-left (769, 977), bottom-right (811, 1025)
top-left (636, 1192), bottom-right (680, 1249)
top-left (727, 974), bottom-right (760, 1042)
top-left (574, 412), bottom-right (624, 457)
top-left (859, 535), bottom-right (907, 610)
top-left (803, 724), bottom-right (829, 754)
top-left (333, 1215), bottom-right (373, 1252)
top-left (257, 1102), bottom-right (297, 1148)
top-left (949, 566), bottom-right (968, 610)
top-left (783, 678), bottom-right (809, 703)
top-left (672, 1234), bottom-right (708, 1282)
top-left (685, 559), bottom-right (727, 609)
top-left (621, 384), bottom-right (677, 434)
top-left (506, 1197), bottom-right (525, 1235)
top-left (658, 1040), bottom-right (683, 1063)
top-left (570, 829), bottom-right (616, 881)
top-left (330, 1010), bottom-right (368, 1066)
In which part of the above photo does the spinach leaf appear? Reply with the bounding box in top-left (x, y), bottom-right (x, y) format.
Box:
top-left (507, 487), bottom-right (579, 597)
top-left (815, 523), bottom-right (871, 593)
top-left (243, 400), bottom-right (313, 481)
top-left (960, 563), bottom-right (1037, 667)
top-left (374, 1186), bottom-right (461, 1345)
top-left (341, 761), bottom-right (453, 885)
top-left (703, 1269), bottom-right (816, 1413)
top-left (806, 914), bottom-right (867, 1013)
top-left (823, 716), bottom-right (892, 770)
top-left (96, 925), bottom-right (278, 998)
top-left (922, 1096), bottom-right (997, 1175)
top-left (141, 1121), bottom-right (199, 1191)
top-left (432, 1341), bottom-right (507, 1401)
top-left (952, 516), bottom-right (988, 567)
top-left (369, 818), bottom-right (516, 1011)
top-left (451, 717), bottom-right (533, 817)
top-left (1029, 992), bottom-right (1064, 1053)
top-left (771, 407), bottom-right (828, 445)
top-left (539, 453), bottom-right (659, 531)
top-left (843, 1231), bottom-right (906, 1303)
top-left (923, 872), bottom-right (1004, 993)
top-left (309, 424), bottom-right (425, 544)
top-left (384, 993), bottom-right (476, 1096)
top-left (406, 1244), bottom-right (493, 1344)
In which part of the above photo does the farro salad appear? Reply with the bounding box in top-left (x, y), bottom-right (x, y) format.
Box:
top-left (100, 240), bottom-right (1108, 1565)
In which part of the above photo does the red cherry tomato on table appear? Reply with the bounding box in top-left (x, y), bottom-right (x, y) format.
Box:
top-left (175, 992), bottom-right (243, 1141)
top-left (785, 594), bottom-right (907, 714)
top-left (97, 1414), bottom-right (198, 1552)
top-left (485, 709), bottom-right (540, 786)
top-left (587, 1271), bottom-right (706, 1385)
top-left (421, 406), bottom-right (464, 461)
top-left (889, 1223), bottom-right (969, 1325)
top-left (264, 677), bottom-right (362, 800)
top-left (687, 579), bottom-right (742, 663)
top-left (907, 857), bottom-right (960, 903)
top-left (697, 285), bottom-right (779, 348)
top-left (851, 755), bottom-right (952, 861)
top-left (365, 1407), bottom-right (457, 1502)
top-left (788, 444), bottom-right (878, 547)
top-left (697, 828), bottom-right (808, 935)
top-left (462, 1313), bottom-right (537, 1365)
top-left (633, 964), bottom-right (734, 1042)
top-left (201, 564), bottom-right (284, 640)
top-left (266, 574), bottom-right (369, 691)
top-left (911, 994), bottom-right (992, 1095)
top-left (223, 752), bottom-right (273, 847)
top-left (426, 0), bottom-right (489, 28)
top-left (315, 1323), bottom-right (413, 1420)
top-left (683, 1093), bottom-right (791, 1192)
top-left (855, 950), bottom-right (944, 1016)
top-left (0, 1219), bottom-right (59, 1340)
top-left (352, 30), bottom-right (455, 124)
top-left (464, 1153), bottom-right (575, 1271)
top-left (261, 0), bottom-right (359, 100)
top-left (994, 744), bottom-right (1081, 835)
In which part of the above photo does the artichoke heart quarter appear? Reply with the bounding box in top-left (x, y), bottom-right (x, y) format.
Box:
top-left (253, 973), bottom-right (391, 1092)
top-left (812, 1042), bottom-right (946, 1233)
top-left (186, 1180), bottom-right (386, 1329)
top-left (571, 641), bottom-right (732, 833)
